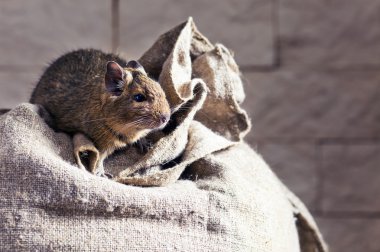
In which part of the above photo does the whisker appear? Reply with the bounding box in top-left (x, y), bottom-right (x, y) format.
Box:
top-left (81, 116), bottom-right (119, 123)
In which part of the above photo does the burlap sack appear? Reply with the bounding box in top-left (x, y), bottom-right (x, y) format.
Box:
top-left (0, 18), bottom-right (327, 251)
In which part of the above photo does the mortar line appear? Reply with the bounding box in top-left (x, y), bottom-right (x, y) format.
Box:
top-left (240, 63), bottom-right (380, 73)
top-left (272, 0), bottom-right (281, 68)
top-left (240, 65), bottom-right (278, 72)
top-left (111, 0), bottom-right (120, 53)
top-left (314, 140), bottom-right (324, 214)
top-left (0, 66), bottom-right (45, 72)
top-left (312, 210), bottom-right (380, 219)
top-left (249, 137), bottom-right (380, 144)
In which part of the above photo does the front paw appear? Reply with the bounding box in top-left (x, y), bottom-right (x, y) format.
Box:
top-left (135, 138), bottom-right (152, 154)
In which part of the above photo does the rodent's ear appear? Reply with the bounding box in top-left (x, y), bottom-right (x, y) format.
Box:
top-left (126, 60), bottom-right (147, 75)
top-left (105, 61), bottom-right (125, 96)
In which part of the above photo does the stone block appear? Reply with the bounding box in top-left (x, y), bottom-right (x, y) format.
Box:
top-left (0, 0), bottom-right (111, 68)
top-left (317, 217), bottom-right (380, 252)
top-left (0, 71), bottom-right (40, 109)
top-left (119, 0), bottom-right (275, 67)
top-left (256, 142), bottom-right (318, 209)
top-left (242, 69), bottom-right (380, 139)
top-left (279, 0), bottom-right (380, 68)
top-left (320, 143), bottom-right (380, 212)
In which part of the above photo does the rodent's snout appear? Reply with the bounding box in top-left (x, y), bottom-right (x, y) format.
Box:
top-left (157, 113), bottom-right (170, 128)
top-left (149, 112), bottom-right (170, 130)
top-left (160, 114), bottom-right (170, 125)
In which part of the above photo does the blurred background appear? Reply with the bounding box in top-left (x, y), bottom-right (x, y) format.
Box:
top-left (1, 0), bottom-right (379, 251)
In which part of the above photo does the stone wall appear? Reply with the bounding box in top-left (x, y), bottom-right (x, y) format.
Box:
top-left (0, 1), bottom-right (379, 251)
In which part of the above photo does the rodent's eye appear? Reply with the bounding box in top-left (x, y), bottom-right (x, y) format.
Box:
top-left (133, 94), bottom-right (146, 102)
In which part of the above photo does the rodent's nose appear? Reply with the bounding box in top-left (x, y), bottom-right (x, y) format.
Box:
top-left (160, 114), bottom-right (170, 124)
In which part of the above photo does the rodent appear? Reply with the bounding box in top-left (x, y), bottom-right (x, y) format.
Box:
top-left (30, 49), bottom-right (171, 176)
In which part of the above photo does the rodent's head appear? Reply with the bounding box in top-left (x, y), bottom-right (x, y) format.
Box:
top-left (101, 60), bottom-right (171, 143)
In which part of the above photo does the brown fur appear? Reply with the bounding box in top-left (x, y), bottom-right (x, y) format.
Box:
top-left (30, 49), bottom-right (170, 174)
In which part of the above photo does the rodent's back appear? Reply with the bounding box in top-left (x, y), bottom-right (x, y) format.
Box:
top-left (31, 49), bottom-right (127, 133)
top-left (31, 48), bottom-right (171, 154)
